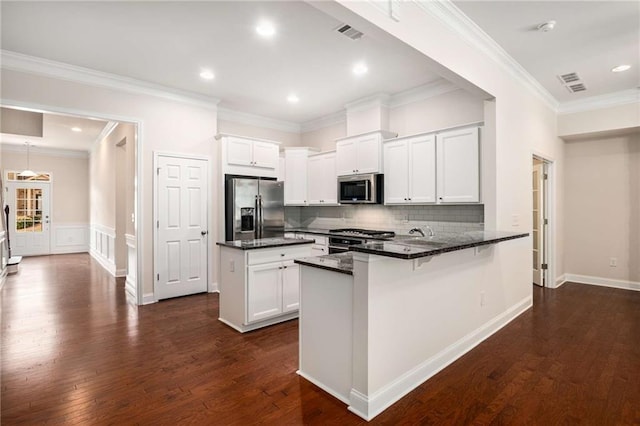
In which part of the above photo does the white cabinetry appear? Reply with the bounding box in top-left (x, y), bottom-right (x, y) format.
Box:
top-left (284, 148), bottom-right (318, 206)
top-left (219, 243), bottom-right (312, 333)
top-left (286, 232), bottom-right (329, 257)
top-left (336, 131), bottom-right (395, 176)
top-left (384, 134), bottom-right (436, 204)
top-left (383, 127), bottom-right (480, 205)
top-left (219, 134), bottom-right (280, 178)
top-left (307, 152), bottom-right (337, 205)
top-left (436, 127), bottom-right (480, 203)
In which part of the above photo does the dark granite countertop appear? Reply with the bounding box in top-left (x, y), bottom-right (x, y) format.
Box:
top-left (350, 230), bottom-right (529, 260)
top-left (216, 237), bottom-right (314, 250)
top-left (295, 252), bottom-right (354, 276)
top-left (285, 228), bottom-right (394, 241)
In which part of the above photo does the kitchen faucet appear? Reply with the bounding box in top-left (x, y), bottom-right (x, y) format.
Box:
top-left (409, 226), bottom-right (435, 237)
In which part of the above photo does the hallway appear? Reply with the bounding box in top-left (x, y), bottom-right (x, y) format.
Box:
top-left (2, 254), bottom-right (639, 424)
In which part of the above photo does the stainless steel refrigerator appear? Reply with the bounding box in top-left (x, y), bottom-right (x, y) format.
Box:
top-left (225, 176), bottom-right (284, 241)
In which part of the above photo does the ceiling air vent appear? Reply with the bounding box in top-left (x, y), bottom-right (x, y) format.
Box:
top-left (557, 72), bottom-right (587, 94)
top-left (566, 83), bottom-right (587, 93)
top-left (558, 72), bottom-right (580, 84)
top-left (335, 24), bottom-right (364, 40)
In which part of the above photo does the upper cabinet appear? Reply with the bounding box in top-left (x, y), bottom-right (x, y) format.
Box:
top-left (307, 151), bottom-right (337, 205)
top-left (219, 134), bottom-right (280, 178)
top-left (383, 126), bottom-right (480, 205)
top-left (284, 148), bottom-right (318, 206)
top-left (335, 131), bottom-right (396, 176)
top-left (436, 127), bottom-right (480, 203)
top-left (384, 134), bottom-right (436, 204)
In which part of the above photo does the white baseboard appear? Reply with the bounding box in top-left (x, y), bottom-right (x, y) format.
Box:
top-left (125, 277), bottom-right (136, 297)
top-left (297, 370), bottom-right (350, 405)
top-left (209, 281), bottom-right (219, 293)
top-left (554, 274), bottom-right (567, 288)
top-left (0, 268), bottom-right (7, 291)
top-left (348, 295), bottom-right (533, 421)
top-left (142, 292), bottom-right (156, 305)
top-left (115, 268), bottom-right (127, 278)
top-left (565, 273), bottom-right (640, 292)
top-left (89, 248), bottom-right (116, 276)
top-left (51, 245), bottom-right (89, 255)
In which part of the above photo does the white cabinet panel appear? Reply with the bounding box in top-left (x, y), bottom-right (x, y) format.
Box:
top-left (436, 127), bottom-right (479, 203)
top-left (284, 149), bottom-right (310, 205)
top-left (336, 133), bottom-right (383, 176)
top-left (282, 262), bottom-right (300, 312)
top-left (252, 141), bottom-right (279, 169)
top-left (383, 140), bottom-right (409, 204)
top-left (247, 263), bottom-right (283, 323)
top-left (307, 152), bottom-right (337, 205)
top-left (226, 137), bottom-right (253, 167)
top-left (409, 135), bottom-right (436, 203)
top-left (384, 134), bottom-right (435, 204)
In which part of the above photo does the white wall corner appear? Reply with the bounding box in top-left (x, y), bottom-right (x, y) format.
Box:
top-left (411, 0), bottom-right (558, 112)
top-left (209, 281), bottom-right (219, 293)
top-left (554, 274), bottom-right (567, 288)
top-left (142, 292), bottom-right (157, 305)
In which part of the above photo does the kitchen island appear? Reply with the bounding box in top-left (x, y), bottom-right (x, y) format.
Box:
top-left (217, 237), bottom-right (313, 332)
top-left (295, 230), bottom-right (529, 420)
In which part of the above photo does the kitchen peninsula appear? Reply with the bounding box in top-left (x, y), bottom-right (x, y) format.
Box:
top-left (295, 230), bottom-right (529, 421)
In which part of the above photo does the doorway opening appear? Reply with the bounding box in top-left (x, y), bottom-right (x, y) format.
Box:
top-left (532, 155), bottom-right (553, 287)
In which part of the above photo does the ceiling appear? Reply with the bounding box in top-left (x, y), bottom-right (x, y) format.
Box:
top-left (1, 111), bottom-right (108, 152)
top-left (455, 1), bottom-right (640, 103)
top-left (1, 1), bottom-right (638, 153)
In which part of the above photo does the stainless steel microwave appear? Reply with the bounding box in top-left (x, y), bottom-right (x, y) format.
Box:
top-left (337, 174), bottom-right (383, 204)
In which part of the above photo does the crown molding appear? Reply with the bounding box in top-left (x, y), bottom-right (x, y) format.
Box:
top-left (1, 50), bottom-right (220, 110)
top-left (557, 89), bottom-right (640, 115)
top-left (389, 79), bottom-right (461, 108)
top-left (217, 107), bottom-right (301, 134)
top-left (1, 142), bottom-right (88, 158)
top-left (412, 0), bottom-right (559, 112)
top-left (301, 111), bottom-right (346, 133)
top-left (95, 121), bottom-right (119, 144)
top-left (344, 93), bottom-right (392, 113)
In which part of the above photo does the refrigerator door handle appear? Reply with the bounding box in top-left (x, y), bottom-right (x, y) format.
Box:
top-left (254, 195), bottom-right (260, 240)
top-left (258, 194), bottom-right (263, 239)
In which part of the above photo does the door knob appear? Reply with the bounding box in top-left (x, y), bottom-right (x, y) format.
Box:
top-left (201, 231), bottom-right (208, 236)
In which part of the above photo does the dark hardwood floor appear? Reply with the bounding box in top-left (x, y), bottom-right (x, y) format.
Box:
top-left (2, 254), bottom-right (639, 424)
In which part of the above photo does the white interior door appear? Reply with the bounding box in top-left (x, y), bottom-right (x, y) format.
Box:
top-left (532, 161), bottom-right (544, 286)
top-left (6, 181), bottom-right (51, 256)
top-left (156, 155), bottom-right (208, 300)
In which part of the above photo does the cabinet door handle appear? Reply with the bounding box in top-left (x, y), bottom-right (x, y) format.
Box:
top-left (283, 266), bottom-right (288, 269)
top-left (280, 253), bottom-right (285, 257)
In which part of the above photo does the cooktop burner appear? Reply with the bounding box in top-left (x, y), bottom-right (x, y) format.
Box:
top-left (329, 228), bottom-right (395, 239)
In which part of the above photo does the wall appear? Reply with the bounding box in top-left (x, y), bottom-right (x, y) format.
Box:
top-left (300, 121), bottom-right (346, 152)
top-left (286, 204), bottom-right (483, 234)
top-left (1, 148), bottom-right (89, 254)
top-left (1, 69), bottom-right (218, 303)
top-left (559, 103), bottom-right (640, 138)
top-left (217, 119), bottom-right (301, 148)
top-left (564, 133), bottom-right (639, 289)
top-left (89, 122), bottom-right (135, 276)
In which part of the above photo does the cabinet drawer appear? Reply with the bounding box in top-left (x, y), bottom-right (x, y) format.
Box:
top-left (247, 245), bottom-right (312, 265)
top-left (301, 234), bottom-right (327, 246)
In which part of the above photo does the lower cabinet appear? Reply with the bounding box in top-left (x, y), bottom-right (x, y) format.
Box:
top-left (247, 260), bottom-right (299, 323)
top-left (219, 244), bottom-right (311, 333)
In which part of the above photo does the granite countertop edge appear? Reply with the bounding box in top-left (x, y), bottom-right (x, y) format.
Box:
top-left (295, 258), bottom-right (353, 276)
top-left (216, 238), bottom-right (315, 250)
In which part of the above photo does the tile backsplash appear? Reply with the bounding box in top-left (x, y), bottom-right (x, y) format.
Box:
top-left (285, 204), bottom-right (484, 234)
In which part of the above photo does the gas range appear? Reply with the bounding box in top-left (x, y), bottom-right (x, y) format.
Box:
top-left (329, 228), bottom-right (396, 240)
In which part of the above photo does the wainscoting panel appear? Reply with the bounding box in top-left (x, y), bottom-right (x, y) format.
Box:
top-left (52, 224), bottom-right (89, 254)
top-left (125, 233), bottom-right (137, 301)
top-left (89, 224), bottom-right (116, 276)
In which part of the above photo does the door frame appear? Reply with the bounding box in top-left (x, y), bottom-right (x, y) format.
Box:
top-left (532, 152), bottom-right (556, 288)
top-left (1, 99), bottom-right (145, 304)
top-left (153, 151), bottom-right (212, 302)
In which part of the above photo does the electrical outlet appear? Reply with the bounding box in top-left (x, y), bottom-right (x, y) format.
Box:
top-left (480, 291), bottom-right (486, 307)
top-left (229, 260), bottom-right (235, 272)
top-left (609, 257), bottom-right (617, 267)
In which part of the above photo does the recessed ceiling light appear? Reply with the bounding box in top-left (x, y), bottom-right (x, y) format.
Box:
top-left (256, 21), bottom-right (276, 38)
top-left (287, 94), bottom-right (299, 104)
top-left (353, 63), bottom-right (368, 76)
top-left (199, 70), bottom-right (215, 80)
top-left (71, 127), bottom-right (82, 132)
top-left (611, 64), bottom-right (631, 73)
top-left (536, 20), bottom-right (556, 32)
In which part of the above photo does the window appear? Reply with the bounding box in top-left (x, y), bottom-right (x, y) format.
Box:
top-left (15, 188), bottom-right (43, 233)
top-left (5, 171), bottom-right (52, 182)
